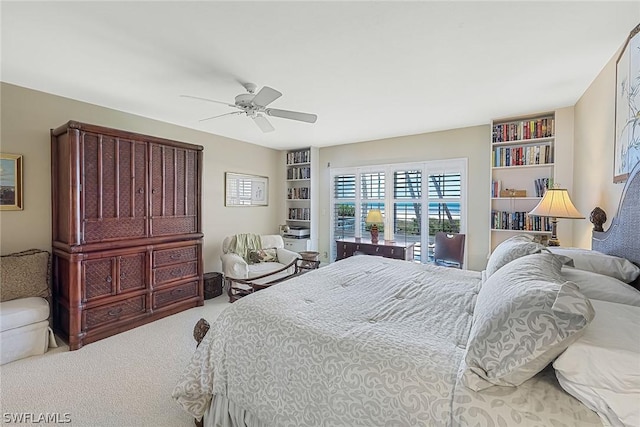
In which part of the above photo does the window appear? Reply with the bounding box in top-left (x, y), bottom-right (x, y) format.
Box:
top-left (330, 159), bottom-right (466, 263)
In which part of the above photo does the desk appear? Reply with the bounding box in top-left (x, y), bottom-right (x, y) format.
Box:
top-left (335, 238), bottom-right (415, 261)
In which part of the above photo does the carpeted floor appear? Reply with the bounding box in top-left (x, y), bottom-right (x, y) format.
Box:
top-left (0, 296), bottom-right (229, 427)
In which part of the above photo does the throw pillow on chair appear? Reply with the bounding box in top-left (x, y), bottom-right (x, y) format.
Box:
top-left (249, 248), bottom-right (279, 264)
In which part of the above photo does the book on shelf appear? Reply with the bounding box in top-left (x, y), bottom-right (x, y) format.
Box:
top-left (287, 150), bottom-right (310, 165)
top-left (533, 177), bottom-right (553, 197)
top-left (492, 144), bottom-right (553, 167)
top-left (492, 117), bottom-right (555, 143)
top-left (491, 210), bottom-right (552, 232)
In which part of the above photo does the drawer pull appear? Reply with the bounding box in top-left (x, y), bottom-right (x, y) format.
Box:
top-left (170, 288), bottom-right (185, 296)
top-left (138, 188), bottom-right (144, 194)
top-left (106, 275), bottom-right (112, 283)
top-left (152, 189), bottom-right (157, 194)
top-left (170, 254), bottom-right (182, 260)
top-left (171, 269), bottom-right (182, 277)
top-left (376, 247), bottom-right (379, 252)
top-left (107, 307), bottom-right (123, 317)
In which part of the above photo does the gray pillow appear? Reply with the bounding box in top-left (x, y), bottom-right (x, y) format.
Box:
top-left (0, 249), bottom-right (51, 302)
top-left (462, 252), bottom-right (595, 391)
top-left (485, 234), bottom-right (545, 278)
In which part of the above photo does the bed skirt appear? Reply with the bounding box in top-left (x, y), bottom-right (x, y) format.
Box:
top-left (203, 394), bottom-right (268, 427)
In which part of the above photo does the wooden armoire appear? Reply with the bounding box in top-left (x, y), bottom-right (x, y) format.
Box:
top-left (51, 121), bottom-right (204, 350)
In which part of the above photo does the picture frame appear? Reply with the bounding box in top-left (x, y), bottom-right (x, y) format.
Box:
top-left (0, 153), bottom-right (24, 210)
top-left (614, 23), bottom-right (640, 183)
top-left (225, 172), bottom-right (269, 206)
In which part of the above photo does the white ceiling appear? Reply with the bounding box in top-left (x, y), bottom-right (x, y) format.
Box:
top-left (2, 1), bottom-right (639, 150)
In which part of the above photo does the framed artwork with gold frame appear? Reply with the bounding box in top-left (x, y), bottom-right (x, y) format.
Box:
top-left (0, 153), bottom-right (24, 210)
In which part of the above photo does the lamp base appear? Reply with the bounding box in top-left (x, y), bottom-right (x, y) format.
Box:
top-left (370, 225), bottom-right (379, 244)
top-left (548, 217), bottom-right (560, 246)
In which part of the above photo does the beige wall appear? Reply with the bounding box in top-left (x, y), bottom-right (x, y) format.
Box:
top-left (572, 53), bottom-right (625, 249)
top-left (1, 51), bottom-right (630, 275)
top-left (0, 83), bottom-right (282, 273)
top-left (318, 125), bottom-right (490, 271)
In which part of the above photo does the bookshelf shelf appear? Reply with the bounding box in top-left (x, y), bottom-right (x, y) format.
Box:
top-left (492, 137), bottom-right (554, 147)
top-left (491, 229), bottom-right (552, 234)
top-left (492, 163), bottom-right (554, 170)
top-left (491, 197), bottom-right (542, 201)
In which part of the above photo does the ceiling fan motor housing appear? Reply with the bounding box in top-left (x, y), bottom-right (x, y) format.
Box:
top-left (235, 93), bottom-right (255, 109)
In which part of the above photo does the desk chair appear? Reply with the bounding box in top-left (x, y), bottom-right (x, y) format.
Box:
top-left (434, 232), bottom-right (465, 269)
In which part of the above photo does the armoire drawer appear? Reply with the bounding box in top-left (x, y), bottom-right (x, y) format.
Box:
top-left (153, 280), bottom-right (199, 309)
top-left (84, 295), bottom-right (146, 329)
top-left (153, 245), bottom-right (198, 267)
top-left (153, 261), bottom-right (198, 286)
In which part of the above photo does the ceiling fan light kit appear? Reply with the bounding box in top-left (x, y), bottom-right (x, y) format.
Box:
top-left (182, 83), bottom-right (317, 132)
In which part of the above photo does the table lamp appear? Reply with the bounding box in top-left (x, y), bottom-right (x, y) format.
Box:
top-left (365, 209), bottom-right (384, 244)
top-left (528, 188), bottom-right (584, 246)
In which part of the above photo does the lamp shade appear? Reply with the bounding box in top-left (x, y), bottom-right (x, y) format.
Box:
top-left (528, 189), bottom-right (584, 219)
top-left (365, 209), bottom-right (384, 224)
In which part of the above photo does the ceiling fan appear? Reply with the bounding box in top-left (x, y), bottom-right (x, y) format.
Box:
top-left (181, 83), bottom-right (317, 133)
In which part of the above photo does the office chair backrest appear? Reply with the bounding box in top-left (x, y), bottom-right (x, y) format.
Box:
top-left (434, 232), bottom-right (465, 269)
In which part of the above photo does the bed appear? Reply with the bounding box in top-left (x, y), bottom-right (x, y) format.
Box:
top-left (174, 163), bottom-right (640, 427)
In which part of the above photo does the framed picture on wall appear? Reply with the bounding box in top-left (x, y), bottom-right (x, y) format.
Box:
top-left (614, 23), bottom-right (640, 183)
top-left (0, 153), bottom-right (24, 210)
top-left (225, 172), bottom-right (269, 206)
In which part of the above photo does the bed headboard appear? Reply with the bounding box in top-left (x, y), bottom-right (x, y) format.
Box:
top-left (591, 162), bottom-right (640, 287)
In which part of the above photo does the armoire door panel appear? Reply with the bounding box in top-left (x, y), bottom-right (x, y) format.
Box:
top-left (81, 132), bottom-right (147, 243)
top-left (83, 258), bottom-right (115, 301)
top-left (150, 144), bottom-right (198, 236)
top-left (118, 253), bottom-right (146, 292)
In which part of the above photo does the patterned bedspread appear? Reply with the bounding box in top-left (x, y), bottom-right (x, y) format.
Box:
top-left (173, 255), bottom-right (601, 427)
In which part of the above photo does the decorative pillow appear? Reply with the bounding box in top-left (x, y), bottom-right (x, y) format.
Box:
top-left (547, 247), bottom-right (640, 283)
top-left (0, 249), bottom-right (51, 302)
top-left (560, 267), bottom-right (640, 307)
top-left (248, 248), bottom-right (278, 264)
top-left (462, 253), bottom-right (595, 391)
top-left (485, 234), bottom-right (545, 278)
top-left (553, 300), bottom-right (640, 427)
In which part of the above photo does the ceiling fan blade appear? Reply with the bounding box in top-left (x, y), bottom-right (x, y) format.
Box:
top-left (266, 108), bottom-right (318, 123)
top-left (252, 114), bottom-right (275, 133)
top-left (252, 86), bottom-right (282, 107)
top-left (180, 94), bottom-right (237, 108)
top-left (199, 111), bottom-right (243, 122)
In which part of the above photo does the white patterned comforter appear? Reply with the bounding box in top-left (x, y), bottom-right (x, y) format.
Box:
top-left (173, 255), bottom-right (601, 427)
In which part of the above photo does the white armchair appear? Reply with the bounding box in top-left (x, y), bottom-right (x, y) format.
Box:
top-left (221, 234), bottom-right (300, 301)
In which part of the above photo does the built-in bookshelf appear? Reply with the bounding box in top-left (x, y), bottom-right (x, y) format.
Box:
top-left (284, 147), bottom-right (318, 252)
top-left (490, 113), bottom-right (556, 251)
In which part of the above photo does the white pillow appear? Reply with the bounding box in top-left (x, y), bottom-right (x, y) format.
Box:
top-left (485, 234), bottom-right (545, 278)
top-left (560, 267), bottom-right (640, 307)
top-left (547, 247), bottom-right (640, 283)
top-left (553, 300), bottom-right (640, 427)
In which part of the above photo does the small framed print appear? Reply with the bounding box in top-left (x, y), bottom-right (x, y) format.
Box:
top-left (0, 153), bottom-right (23, 210)
top-left (225, 172), bottom-right (269, 206)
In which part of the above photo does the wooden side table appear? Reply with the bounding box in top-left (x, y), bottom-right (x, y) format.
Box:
top-left (298, 251), bottom-right (320, 271)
